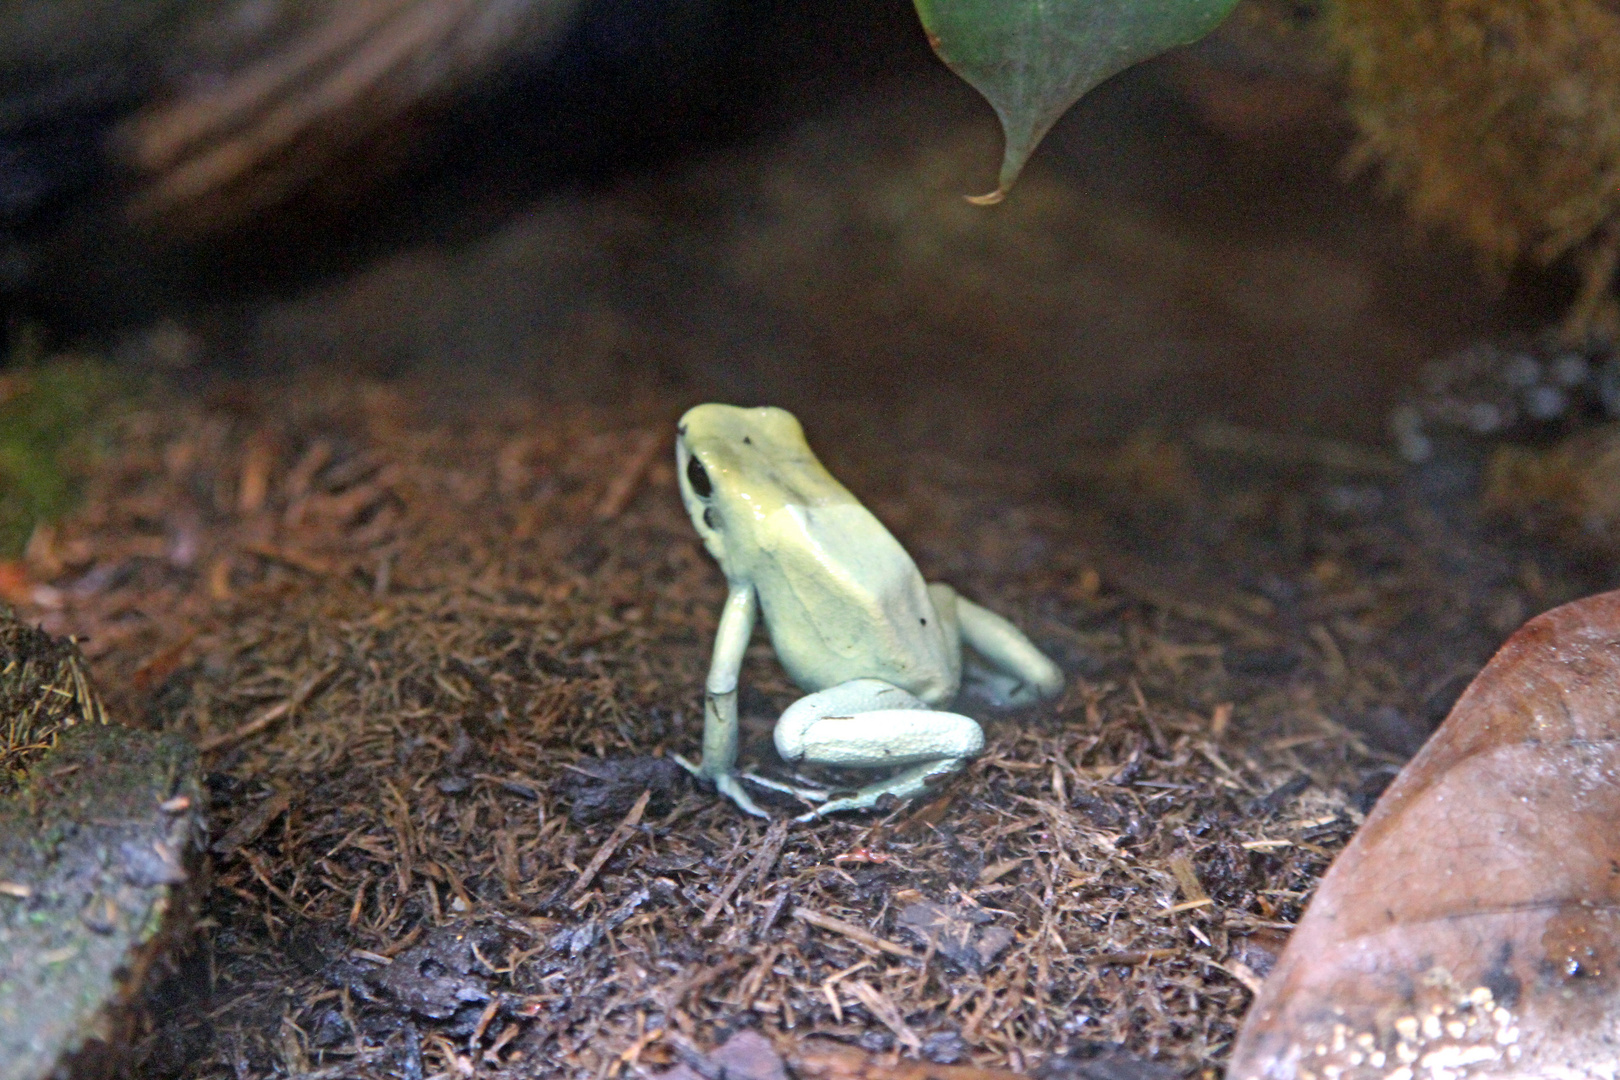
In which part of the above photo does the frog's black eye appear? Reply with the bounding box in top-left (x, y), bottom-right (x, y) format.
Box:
top-left (686, 456), bottom-right (713, 498)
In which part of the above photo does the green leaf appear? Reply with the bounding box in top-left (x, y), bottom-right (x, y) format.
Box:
top-left (915, 0), bottom-right (1241, 202)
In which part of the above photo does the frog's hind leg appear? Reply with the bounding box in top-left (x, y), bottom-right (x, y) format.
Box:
top-left (764, 677), bottom-right (984, 821)
top-left (951, 593), bottom-right (1064, 707)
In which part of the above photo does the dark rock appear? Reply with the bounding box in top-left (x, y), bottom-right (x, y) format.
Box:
top-left (555, 754), bottom-right (687, 823)
top-left (376, 923), bottom-right (505, 1020)
top-left (895, 900), bottom-right (1014, 973)
top-left (0, 722), bottom-right (204, 1080)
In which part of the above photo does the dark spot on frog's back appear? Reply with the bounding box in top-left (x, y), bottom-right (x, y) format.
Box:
top-left (743, 435), bottom-right (752, 445)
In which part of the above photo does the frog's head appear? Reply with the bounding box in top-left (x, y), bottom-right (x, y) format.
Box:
top-left (675, 403), bottom-right (854, 576)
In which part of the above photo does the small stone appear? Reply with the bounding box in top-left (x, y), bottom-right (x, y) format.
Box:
top-left (920, 1031), bottom-right (969, 1064)
top-left (1549, 353), bottom-right (1590, 387)
top-left (1323, 485), bottom-right (1384, 516)
top-left (1390, 404), bottom-right (1432, 463)
top-left (1466, 401), bottom-right (1505, 434)
top-left (1523, 384), bottom-right (1568, 420)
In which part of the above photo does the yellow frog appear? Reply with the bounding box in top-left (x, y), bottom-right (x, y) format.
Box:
top-left (674, 403), bottom-right (1064, 820)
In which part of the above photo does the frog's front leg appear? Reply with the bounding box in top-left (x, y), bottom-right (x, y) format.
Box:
top-left (771, 678), bottom-right (984, 821)
top-left (676, 583), bottom-right (771, 818)
top-left (934, 585), bottom-right (1064, 707)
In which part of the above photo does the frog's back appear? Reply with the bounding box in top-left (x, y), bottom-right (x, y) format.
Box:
top-left (751, 502), bottom-right (959, 704)
top-left (677, 403), bottom-right (960, 701)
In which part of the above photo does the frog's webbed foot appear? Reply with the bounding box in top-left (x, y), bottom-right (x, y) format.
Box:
top-left (674, 753), bottom-right (773, 819)
top-left (961, 655), bottom-right (1039, 708)
top-left (793, 758), bottom-right (967, 822)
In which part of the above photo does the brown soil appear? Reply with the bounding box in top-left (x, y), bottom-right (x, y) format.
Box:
top-left (7, 357), bottom-right (1607, 1079)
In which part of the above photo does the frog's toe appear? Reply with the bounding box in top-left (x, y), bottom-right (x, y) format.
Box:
top-left (792, 788), bottom-right (907, 821)
top-left (741, 770), bottom-right (829, 802)
top-left (794, 798), bottom-right (859, 822)
top-left (794, 788), bottom-right (904, 821)
top-left (714, 773), bottom-right (772, 819)
top-left (675, 755), bottom-right (773, 818)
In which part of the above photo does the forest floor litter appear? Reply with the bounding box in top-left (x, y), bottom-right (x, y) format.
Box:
top-left (4, 364), bottom-right (1611, 1079)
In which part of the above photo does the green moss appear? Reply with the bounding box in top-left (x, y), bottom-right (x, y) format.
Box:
top-left (1327, 0), bottom-right (1620, 335)
top-left (0, 356), bottom-right (130, 557)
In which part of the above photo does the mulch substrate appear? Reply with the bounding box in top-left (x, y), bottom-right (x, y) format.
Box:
top-left (8, 372), bottom-right (1612, 1079)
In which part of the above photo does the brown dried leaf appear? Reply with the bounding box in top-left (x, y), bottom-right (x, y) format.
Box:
top-left (210, 789), bottom-right (292, 855)
top-left (1230, 588), bottom-right (1620, 1078)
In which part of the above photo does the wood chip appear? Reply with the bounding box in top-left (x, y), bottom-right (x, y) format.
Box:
top-left (197, 663), bottom-right (338, 753)
top-left (844, 980), bottom-right (922, 1053)
top-left (1168, 853), bottom-right (1209, 904)
top-left (594, 430), bottom-right (664, 520)
top-left (792, 1037), bottom-right (1026, 1079)
top-left (211, 790), bottom-right (293, 855)
top-left (567, 788), bottom-right (650, 900)
top-left (238, 437), bottom-right (275, 514)
top-left (793, 907), bottom-right (919, 960)
top-left (977, 857), bottom-right (1028, 886)
top-left (702, 818), bottom-right (789, 927)
top-left (1095, 948), bottom-right (1177, 965)
top-left (1192, 419), bottom-right (1402, 476)
top-left (239, 542), bottom-right (334, 575)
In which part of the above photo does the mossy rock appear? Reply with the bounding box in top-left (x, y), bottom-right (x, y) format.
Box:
top-left (0, 617), bottom-right (204, 1080)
